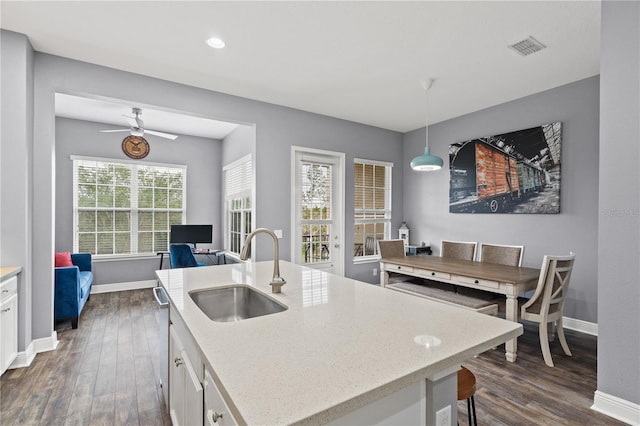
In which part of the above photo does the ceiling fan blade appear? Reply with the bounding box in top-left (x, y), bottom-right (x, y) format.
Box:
top-left (99, 129), bottom-right (130, 133)
top-left (145, 129), bottom-right (178, 140)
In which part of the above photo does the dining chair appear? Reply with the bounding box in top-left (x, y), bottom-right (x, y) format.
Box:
top-left (169, 244), bottom-right (206, 268)
top-left (377, 239), bottom-right (411, 285)
top-left (364, 236), bottom-right (377, 256)
top-left (441, 240), bottom-right (477, 261)
top-left (520, 253), bottom-right (575, 367)
top-left (478, 243), bottom-right (524, 266)
top-left (377, 239), bottom-right (406, 259)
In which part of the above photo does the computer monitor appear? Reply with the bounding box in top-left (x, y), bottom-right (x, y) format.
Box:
top-left (170, 225), bottom-right (212, 249)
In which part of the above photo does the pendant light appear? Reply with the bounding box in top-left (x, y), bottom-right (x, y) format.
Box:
top-left (410, 79), bottom-right (444, 171)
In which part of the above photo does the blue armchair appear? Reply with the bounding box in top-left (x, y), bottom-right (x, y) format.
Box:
top-left (55, 253), bottom-right (93, 329)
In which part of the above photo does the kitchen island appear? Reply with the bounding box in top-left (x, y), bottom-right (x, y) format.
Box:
top-left (156, 260), bottom-right (521, 425)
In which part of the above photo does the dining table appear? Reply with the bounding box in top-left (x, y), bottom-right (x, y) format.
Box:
top-left (379, 255), bottom-right (541, 362)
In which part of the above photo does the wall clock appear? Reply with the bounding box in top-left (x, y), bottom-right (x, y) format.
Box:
top-left (122, 135), bottom-right (150, 159)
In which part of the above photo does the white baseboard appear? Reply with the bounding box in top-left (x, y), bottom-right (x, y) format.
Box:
top-left (91, 279), bottom-right (157, 294)
top-left (592, 390), bottom-right (640, 425)
top-left (563, 316), bottom-right (598, 336)
top-left (10, 331), bottom-right (59, 370)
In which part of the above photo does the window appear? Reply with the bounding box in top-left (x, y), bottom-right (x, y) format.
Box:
top-left (224, 155), bottom-right (253, 256)
top-left (72, 156), bottom-right (186, 256)
top-left (353, 159), bottom-right (392, 260)
top-left (298, 156), bottom-right (333, 265)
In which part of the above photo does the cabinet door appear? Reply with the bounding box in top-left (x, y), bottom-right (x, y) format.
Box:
top-left (169, 324), bottom-right (204, 426)
top-left (0, 294), bottom-right (18, 374)
top-left (169, 325), bottom-right (185, 425)
top-left (204, 370), bottom-right (237, 426)
top-left (182, 349), bottom-right (204, 426)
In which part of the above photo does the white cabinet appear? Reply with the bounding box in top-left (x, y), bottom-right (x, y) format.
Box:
top-left (169, 310), bottom-right (238, 426)
top-left (0, 275), bottom-right (18, 375)
top-left (169, 324), bottom-right (203, 426)
top-left (204, 369), bottom-right (237, 426)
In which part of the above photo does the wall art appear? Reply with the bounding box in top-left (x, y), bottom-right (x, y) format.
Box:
top-left (449, 122), bottom-right (561, 213)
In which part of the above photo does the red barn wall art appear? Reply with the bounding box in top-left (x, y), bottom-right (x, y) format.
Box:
top-left (449, 122), bottom-right (561, 214)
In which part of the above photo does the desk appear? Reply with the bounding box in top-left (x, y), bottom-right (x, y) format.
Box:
top-left (379, 256), bottom-right (540, 362)
top-left (157, 250), bottom-right (226, 269)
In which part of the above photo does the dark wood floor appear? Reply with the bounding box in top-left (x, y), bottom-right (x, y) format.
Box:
top-left (0, 289), bottom-right (624, 426)
top-left (0, 289), bottom-right (171, 426)
top-left (459, 321), bottom-right (624, 426)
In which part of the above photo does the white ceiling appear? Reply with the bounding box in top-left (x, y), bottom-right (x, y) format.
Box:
top-left (55, 93), bottom-right (239, 140)
top-left (1, 1), bottom-right (600, 133)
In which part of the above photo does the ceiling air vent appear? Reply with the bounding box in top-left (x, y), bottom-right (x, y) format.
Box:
top-left (508, 36), bottom-right (546, 56)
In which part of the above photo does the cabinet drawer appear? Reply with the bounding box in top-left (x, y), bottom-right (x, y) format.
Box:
top-left (417, 270), bottom-right (451, 280)
top-left (204, 370), bottom-right (237, 426)
top-left (391, 264), bottom-right (414, 274)
top-left (1, 276), bottom-right (18, 303)
top-left (453, 275), bottom-right (500, 289)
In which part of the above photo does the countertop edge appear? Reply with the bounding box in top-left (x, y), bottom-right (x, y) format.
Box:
top-left (1, 266), bottom-right (22, 281)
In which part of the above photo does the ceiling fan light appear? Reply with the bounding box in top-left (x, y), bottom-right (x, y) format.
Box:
top-left (410, 147), bottom-right (443, 171)
top-left (206, 37), bottom-right (226, 49)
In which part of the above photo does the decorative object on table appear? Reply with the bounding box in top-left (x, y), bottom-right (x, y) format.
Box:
top-left (521, 253), bottom-right (575, 367)
top-left (410, 79), bottom-right (444, 171)
top-left (121, 135), bottom-right (150, 159)
top-left (406, 244), bottom-right (432, 256)
top-left (449, 122), bottom-right (562, 214)
top-left (398, 221), bottom-right (410, 247)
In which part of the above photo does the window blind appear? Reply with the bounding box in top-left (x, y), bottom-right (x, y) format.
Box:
top-left (353, 159), bottom-right (392, 258)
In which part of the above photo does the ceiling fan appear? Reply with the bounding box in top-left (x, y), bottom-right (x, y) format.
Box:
top-left (99, 107), bottom-right (178, 140)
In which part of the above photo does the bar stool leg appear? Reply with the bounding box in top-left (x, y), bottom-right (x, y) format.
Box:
top-left (470, 395), bottom-right (477, 426)
top-left (467, 398), bottom-right (472, 425)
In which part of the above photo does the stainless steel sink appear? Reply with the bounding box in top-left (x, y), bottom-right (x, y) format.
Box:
top-left (189, 285), bottom-right (288, 322)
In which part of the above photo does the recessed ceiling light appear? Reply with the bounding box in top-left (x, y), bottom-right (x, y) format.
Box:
top-left (206, 38), bottom-right (226, 49)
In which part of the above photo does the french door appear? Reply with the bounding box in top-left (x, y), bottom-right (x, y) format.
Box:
top-left (291, 147), bottom-right (344, 276)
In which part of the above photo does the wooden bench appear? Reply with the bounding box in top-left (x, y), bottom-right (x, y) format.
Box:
top-left (387, 281), bottom-right (499, 315)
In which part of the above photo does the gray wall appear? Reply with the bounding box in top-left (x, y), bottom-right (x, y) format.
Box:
top-left (221, 123), bottom-right (254, 167)
top-left (0, 30), bottom-right (34, 352)
top-left (252, 110), bottom-right (405, 283)
top-left (54, 117), bottom-right (222, 286)
top-left (27, 51), bottom-right (403, 341)
top-left (598, 1), bottom-right (640, 406)
top-left (403, 76), bottom-right (600, 323)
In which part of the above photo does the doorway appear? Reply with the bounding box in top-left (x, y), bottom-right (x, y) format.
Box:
top-left (291, 147), bottom-right (345, 276)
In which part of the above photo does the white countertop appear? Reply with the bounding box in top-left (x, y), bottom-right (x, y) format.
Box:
top-left (1, 266), bottom-right (22, 281)
top-left (157, 261), bottom-right (521, 425)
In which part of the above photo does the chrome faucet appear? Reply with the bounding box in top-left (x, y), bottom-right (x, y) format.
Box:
top-left (240, 228), bottom-right (286, 293)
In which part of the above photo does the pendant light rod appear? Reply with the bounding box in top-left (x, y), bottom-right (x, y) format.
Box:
top-left (410, 78), bottom-right (443, 171)
top-left (422, 79), bottom-right (434, 150)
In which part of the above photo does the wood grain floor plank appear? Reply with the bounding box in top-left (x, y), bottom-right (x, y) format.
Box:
top-left (114, 394), bottom-right (139, 426)
top-left (88, 393), bottom-right (115, 425)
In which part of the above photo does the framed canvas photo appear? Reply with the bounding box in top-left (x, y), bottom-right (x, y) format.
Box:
top-left (449, 122), bottom-right (561, 214)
